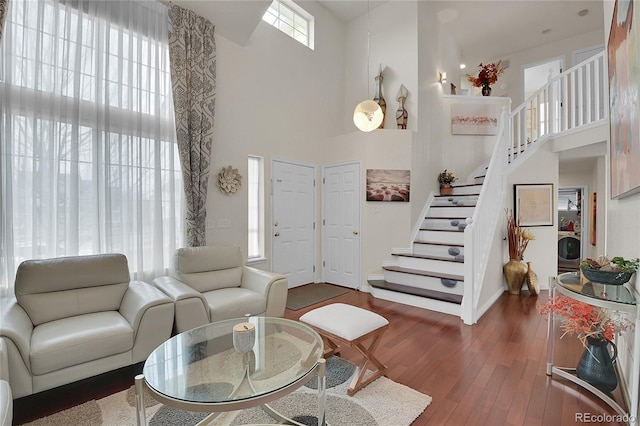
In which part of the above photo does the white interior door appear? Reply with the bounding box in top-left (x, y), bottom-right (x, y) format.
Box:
top-left (271, 160), bottom-right (315, 288)
top-left (322, 162), bottom-right (360, 289)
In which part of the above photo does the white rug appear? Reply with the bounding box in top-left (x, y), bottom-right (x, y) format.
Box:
top-left (23, 358), bottom-right (431, 426)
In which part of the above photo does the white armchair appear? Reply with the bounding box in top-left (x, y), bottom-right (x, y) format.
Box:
top-left (152, 245), bottom-right (288, 333)
top-left (0, 339), bottom-right (12, 426)
top-left (0, 254), bottom-right (175, 398)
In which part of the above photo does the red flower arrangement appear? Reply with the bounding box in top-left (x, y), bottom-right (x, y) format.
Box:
top-left (538, 296), bottom-right (634, 347)
top-left (467, 61), bottom-right (506, 87)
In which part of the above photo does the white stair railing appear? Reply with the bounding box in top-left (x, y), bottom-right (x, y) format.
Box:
top-left (461, 107), bottom-right (509, 325)
top-left (510, 51), bottom-right (606, 163)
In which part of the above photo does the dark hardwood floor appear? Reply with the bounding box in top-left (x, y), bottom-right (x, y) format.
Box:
top-left (13, 285), bottom-right (624, 425)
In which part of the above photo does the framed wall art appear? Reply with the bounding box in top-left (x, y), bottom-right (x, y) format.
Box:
top-left (366, 169), bottom-right (410, 202)
top-left (608, 0), bottom-right (640, 198)
top-left (451, 103), bottom-right (498, 135)
top-left (514, 183), bottom-right (554, 226)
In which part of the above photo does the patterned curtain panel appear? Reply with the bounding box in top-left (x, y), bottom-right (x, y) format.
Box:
top-left (168, 4), bottom-right (216, 247)
top-left (0, 0), bottom-right (7, 44)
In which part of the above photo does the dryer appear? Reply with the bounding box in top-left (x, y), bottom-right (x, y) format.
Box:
top-left (558, 231), bottom-right (581, 272)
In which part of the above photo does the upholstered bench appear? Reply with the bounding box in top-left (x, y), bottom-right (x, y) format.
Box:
top-left (299, 303), bottom-right (389, 396)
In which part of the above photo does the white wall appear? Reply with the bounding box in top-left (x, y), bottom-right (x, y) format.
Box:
top-left (344, 1), bottom-right (419, 132)
top-left (204, 2), bottom-right (346, 265)
top-left (460, 29), bottom-right (605, 105)
top-left (506, 145), bottom-right (560, 291)
top-left (322, 130), bottom-right (414, 286)
top-left (441, 95), bottom-right (511, 180)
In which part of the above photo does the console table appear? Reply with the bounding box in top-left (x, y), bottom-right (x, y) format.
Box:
top-left (548, 272), bottom-right (640, 425)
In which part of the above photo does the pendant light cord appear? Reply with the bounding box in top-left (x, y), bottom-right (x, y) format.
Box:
top-left (366, 0), bottom-right (371, 98)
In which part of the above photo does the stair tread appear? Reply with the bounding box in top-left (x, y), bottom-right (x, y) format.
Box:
top-left (424, 216), bottom-right (467, 220)
top-left (430, 204), bottom-right (476, 207)
top-left (447, 183), bottom-right (483, 188)
top-left (434, 193), bottom-right (480, 197)
top-left (383, 265), bottom-right (463, 281)
top-left (368, 279), bottom-right (463, 305)
top-left (420, 227), bottom-right (464, 232)
top-left (413, 240), bottom-right (463, 247)
top-left (394, 253), bottom-right (464, 263)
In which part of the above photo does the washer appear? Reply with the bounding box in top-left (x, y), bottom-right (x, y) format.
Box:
top-left (558, 231), bottom-right (581, 272)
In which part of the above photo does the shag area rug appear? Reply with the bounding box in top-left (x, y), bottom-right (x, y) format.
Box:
top-left (286, 283), bottom-right (350, 311)
top-left (23, 357), bottom-right (431, 426)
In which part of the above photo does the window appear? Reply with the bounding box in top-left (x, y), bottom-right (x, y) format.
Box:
top-left (262, 0), bottom-right (314, 49)
top-left (247, 156), bottom-right (265, 261)
top-left (1, 0), bottom-right (182, 289)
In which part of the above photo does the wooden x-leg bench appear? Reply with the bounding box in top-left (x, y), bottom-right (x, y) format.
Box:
top-left (300, 303), bottom-right (389, 396)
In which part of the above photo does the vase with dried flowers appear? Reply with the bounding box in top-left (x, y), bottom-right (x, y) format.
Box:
top-left (503, 210), bottom-right (535, 294)
top-left (467, 61), bottom-right (506, 96)
top-left (538, 296), bottom-right (634, 392)
top-left (437, 169), bottom-right (457, 195)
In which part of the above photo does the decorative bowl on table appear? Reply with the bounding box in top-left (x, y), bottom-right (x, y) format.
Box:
top-left (581, 266), bottom-right (633, 285)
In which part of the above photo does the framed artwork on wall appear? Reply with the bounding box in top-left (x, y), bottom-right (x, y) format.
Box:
top-left (366, 169), bottom-right (410, 202)
top-left (608, 0), bottom-right (640, 199)
top-left (514, 183), bottom-right (554, 226)
top-left (450, 103), bottom-right (498, 135)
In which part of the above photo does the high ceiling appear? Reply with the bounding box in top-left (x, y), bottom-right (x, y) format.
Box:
top-left (318, 0), bottom-right (605, 62)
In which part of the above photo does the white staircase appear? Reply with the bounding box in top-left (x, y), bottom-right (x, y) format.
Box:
top-left (369, 181), bottom-right (484, 317)
top-left (369, 51), bottom-right (607, 325)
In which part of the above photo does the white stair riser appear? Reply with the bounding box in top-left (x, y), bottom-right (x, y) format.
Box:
top-left (370, 288), bottom-right (462, 317)
top-left (396, 256), bottom-right (465, 275)
top-left (445, 186), bottom-right (481, 195)
top-left (427, 206), bottom-right (475, 217)
top-left (383, 270), bottom-right (464, 295)
top-left (418, 230), bottom-right (464, 244)
top-left (413, 243), bottom-right (465, 257)
top-left (422, 218), bottom-right (467, 230)
top-left (432, 196), bottom-right (478, 206)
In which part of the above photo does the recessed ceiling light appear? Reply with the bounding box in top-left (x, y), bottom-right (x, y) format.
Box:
top-left (542, 28), bottom-right (552, 34)
top-left (460, 64), bottom-right (466, 70)
top-left (578, 9), bottom-right (589, 17)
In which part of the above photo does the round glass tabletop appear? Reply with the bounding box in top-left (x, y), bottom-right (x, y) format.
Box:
top-left (143, 317), bottom-right (323, 405)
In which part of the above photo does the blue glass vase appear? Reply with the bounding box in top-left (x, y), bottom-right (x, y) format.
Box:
top-left (576, 337), bottom-right (618, 393)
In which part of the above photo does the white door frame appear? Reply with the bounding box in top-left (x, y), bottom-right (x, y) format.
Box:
top-left (270, 158), bottom-right (317, 287)
top-left (321, 161), bottom-right (362, 289)
top-left (558, 185), bottom-right (589, 263)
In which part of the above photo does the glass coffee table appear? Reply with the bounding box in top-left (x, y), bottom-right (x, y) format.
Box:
top-left (135, 317), bottom-right (326, 426)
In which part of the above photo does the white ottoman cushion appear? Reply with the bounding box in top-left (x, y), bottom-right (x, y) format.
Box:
top-left (300, 303), bottom-right (388, 341)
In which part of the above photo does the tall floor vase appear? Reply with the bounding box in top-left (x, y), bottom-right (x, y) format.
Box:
top-left (503, 259), bottom-right (527, 295)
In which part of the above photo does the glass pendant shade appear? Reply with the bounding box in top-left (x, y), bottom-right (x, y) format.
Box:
top-left (353, 99), bottom-right (383, 132)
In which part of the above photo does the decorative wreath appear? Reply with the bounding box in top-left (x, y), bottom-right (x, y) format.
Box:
top-left (217, 165), bottom-right (242, 194)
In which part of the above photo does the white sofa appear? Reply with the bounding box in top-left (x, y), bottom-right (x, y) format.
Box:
top-left (152, 245), bottom-right (288, 333)
top-left (0, 254), bottom-right (175, 398)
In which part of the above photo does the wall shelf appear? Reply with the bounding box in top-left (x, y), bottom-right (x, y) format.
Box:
top-left (548, 272), bottom-right (640, 425)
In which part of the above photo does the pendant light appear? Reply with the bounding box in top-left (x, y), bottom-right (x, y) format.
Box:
top-left (353, 1), bottom-right (383, 132)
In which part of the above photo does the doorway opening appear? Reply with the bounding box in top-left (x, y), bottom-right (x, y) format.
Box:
top-left (557, 186), bottom-right (587, 274)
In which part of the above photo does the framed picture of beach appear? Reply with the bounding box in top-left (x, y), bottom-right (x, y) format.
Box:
top-left (451, 103), bottom-right (498, 135)
top-left (366, 169), bottom-right (410, 202)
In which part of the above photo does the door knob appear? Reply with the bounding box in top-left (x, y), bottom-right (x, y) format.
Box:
top-left (353, 231), bottom-right (359, 235)
top-left (274, 232), bottom-right (280, 237)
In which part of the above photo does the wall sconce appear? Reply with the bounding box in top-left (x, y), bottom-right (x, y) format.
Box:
top-left (439, 72), bottom-right (447, 84)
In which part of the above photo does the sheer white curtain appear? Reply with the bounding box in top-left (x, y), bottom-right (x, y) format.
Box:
top-left (0, 0), bottom-right (183, 291)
